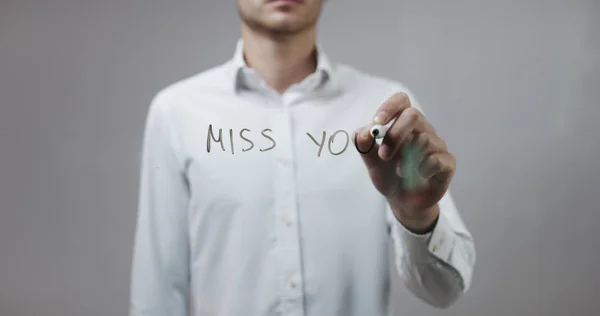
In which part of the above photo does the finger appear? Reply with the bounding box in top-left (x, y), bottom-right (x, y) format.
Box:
top-left (379, 107), bottom-right (428, 160)
top-left (372, 92), bottom-right (411, 125)
top-left (395, 159), bottom-right (404, 177)
top-left (353, 125), bottom-right (380, 170)
top-left (373, 93), bottom-right (437, 134)
top-left (413, 132), bottom-right (447, 164)
top-left (398, 143), bottom-right (425, 190)
top-left (396, 163), bottom-right (428, 190)
top-left (393, 142), bottom-right (411, 177)
top-left (396, 160), bottom-right (427, 186)
top-left (418, 152), bottom-right (456, 182)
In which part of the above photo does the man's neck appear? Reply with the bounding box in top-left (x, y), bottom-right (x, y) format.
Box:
top-left (240, 25), bottom-right (318, 94)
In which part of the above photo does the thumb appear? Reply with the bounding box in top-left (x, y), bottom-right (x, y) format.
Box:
top-left (354, 125), bottom-right (381, 170)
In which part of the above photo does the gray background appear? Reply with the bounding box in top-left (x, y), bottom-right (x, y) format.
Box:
top-left (1, 0), bottom-right (598, 315)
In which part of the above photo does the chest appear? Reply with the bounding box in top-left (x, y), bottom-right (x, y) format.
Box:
top-left (173, 92), bottom-right (385, 224)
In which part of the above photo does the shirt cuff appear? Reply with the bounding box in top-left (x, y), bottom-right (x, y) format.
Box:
top-left (393, 212), bottom-right (456, 263)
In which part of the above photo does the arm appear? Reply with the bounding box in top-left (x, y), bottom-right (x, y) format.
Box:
top-left (355, 86), bottom-right (475, 308)
top-left (387, 190), bottom-right (475, 308)
top-left (129, 95), bottom-right (191, 316)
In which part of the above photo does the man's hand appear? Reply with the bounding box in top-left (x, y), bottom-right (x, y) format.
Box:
top-left (354, 92), bottom-right (456, 234)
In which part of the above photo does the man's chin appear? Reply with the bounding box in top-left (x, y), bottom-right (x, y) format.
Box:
top-left (262, 21), bottom-right (306, 35)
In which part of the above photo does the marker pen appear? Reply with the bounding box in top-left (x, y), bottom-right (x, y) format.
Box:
top-left (370, 117), bottom-right (397, 140)
top-left (369, 116), bottom-right (420, 190)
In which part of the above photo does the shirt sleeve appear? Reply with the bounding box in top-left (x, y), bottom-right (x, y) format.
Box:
top-left (387, 190), bottom-right (476, 308)
top-left (129, 95), bottom-right (191, 316)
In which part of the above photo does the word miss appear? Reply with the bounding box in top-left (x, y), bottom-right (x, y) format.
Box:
top-left (206, 125), bottom-right (375, 157)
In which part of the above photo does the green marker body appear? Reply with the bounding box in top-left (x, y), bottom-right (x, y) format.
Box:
top-left (402, 144), bottom-right (420, 190)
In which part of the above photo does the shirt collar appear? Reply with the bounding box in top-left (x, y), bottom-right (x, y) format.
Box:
top-left (227, 38), bottom-right (337, 94)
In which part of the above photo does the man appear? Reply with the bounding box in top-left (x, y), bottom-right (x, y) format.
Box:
top-left (129, 0), bottom-right (476, 315)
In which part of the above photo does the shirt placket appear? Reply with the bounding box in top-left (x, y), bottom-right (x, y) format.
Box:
top-left (271, 93), bottom-right (305, 316)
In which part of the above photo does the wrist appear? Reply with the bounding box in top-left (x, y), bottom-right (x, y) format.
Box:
top-left (391, 203), bottom-right (440, 234)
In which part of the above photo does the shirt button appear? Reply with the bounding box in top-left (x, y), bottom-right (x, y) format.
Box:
top-left (289, 279), bottom-right (297, 288)
top-left (283, 215), bottom-right (292, 227)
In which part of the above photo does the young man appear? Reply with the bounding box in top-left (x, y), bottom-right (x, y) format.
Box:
top-left (129, 0), bottom-right (476, 315)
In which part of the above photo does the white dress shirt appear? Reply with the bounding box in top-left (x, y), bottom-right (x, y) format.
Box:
top-left (130, 39), bottom-right (475, 316)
